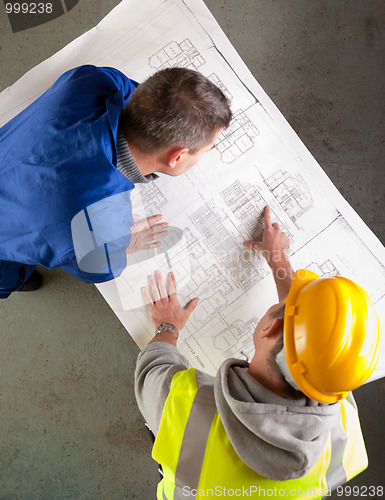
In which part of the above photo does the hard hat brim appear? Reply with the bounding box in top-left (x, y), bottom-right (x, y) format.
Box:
top-left (283, 269), bottom-right (347, 403)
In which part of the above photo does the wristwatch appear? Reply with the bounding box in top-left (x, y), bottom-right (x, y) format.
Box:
top-left (155, 322), bottom-right (179, 338)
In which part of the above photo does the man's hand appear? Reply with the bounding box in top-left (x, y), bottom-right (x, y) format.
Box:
top-left (244, 206), bottom-right (290, 268)
top-left (142, 270), bottom-right (199, 331)
top-left (244, 206), bottom-right (293, 301)
top-left (127, 214), bottom-right (169, 254)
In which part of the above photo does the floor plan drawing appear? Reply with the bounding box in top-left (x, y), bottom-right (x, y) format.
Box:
top-left (213, 317), bottom-right (258, 361)
top-left (208, 73), bottom-right (233, 100)
top-left (130, 181), bottom-right (168, 216)
top-left (264, 170), bottom-right (313, 227)
top-left (221, 181), bottom-right (264, 240)
top-left (305, 260), bottom-right (340, 278)
top-left (149, 39), bottom-right (205, 70)
top-left (219, 171), bottom-right (312, 241)
top-left (190, 202), bottom-right (265, 291)
top-left (216, 110), bottom-right (260, 163)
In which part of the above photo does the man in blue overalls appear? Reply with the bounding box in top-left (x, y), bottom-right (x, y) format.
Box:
top-left (0, 65), bottom-right (231, 298)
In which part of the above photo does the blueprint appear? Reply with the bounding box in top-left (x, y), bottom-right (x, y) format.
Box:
top-left (0, 0), bottom-right (384, 379)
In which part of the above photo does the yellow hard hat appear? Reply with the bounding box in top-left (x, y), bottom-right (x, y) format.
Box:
top-left (283, 269), bottom-right (382, 403)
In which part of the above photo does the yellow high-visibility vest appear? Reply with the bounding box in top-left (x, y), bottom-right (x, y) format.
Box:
top-left (152, 368), bottom-right (368, 499)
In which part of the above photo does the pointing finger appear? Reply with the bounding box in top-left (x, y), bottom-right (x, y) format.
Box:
top-left (264, 206), bottom-right (272, 227)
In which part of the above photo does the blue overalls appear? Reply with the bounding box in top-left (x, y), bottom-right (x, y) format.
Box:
top-left (0, 65), bottom-right (138, 297)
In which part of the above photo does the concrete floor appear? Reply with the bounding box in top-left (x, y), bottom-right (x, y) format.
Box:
top-left (0, 1), bottom-right (384, 498)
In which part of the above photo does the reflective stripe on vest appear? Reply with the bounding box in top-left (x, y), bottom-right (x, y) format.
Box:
top-left (152, 369), bottom-right (368, 499)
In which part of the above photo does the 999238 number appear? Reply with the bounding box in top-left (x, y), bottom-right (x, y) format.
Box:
top-left (336, 485), bottom-right (384, 497)
top-left (5, 3), bottom-right (53, 14)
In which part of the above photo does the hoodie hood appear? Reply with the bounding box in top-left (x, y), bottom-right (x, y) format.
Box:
top-left (214, 359), bottom-right (340, 481)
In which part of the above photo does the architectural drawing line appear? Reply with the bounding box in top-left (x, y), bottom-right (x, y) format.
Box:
top-left (290, 215), bottom-right (341, 256)
top-left (181, 0), bottom-right (260, 105)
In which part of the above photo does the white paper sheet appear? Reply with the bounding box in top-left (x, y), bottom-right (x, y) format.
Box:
top-left (1, 0), bottom-right (384, 380)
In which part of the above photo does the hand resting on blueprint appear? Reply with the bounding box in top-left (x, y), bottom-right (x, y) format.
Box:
top-left (126, 214), bottom-right (169, 255)
top-left (142, 270), bottom-right (200, 346)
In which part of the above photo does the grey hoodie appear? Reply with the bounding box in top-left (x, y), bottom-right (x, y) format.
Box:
top-left (135, 342), bottom-right (346, 482)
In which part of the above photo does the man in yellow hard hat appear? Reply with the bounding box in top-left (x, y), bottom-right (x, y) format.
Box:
top-left (135, 206), bottom-right (381, 499)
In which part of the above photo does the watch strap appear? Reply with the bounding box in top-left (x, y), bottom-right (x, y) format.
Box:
top-left (155, 322), bottom-right (179, 338)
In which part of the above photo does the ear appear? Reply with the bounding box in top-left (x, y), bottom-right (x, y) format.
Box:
top-left (167, 147), bottom-right (189, 168)
top-left (260, 318), bottom-right (282, 339)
